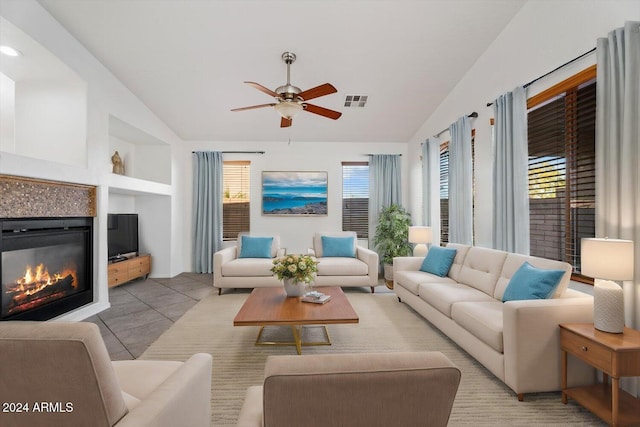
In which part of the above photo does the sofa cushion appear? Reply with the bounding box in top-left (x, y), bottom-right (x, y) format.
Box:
top-left (316, 257), bottom-right (368, 276)
top-left (222, 258), bottom-right (275, 277)
top-left (418, 282), bottom-right (495, 318)
top-left (494, 253), bottom-right (572, 300)
top-left (394, 270), bottom-right (456, 295)
top-left (502, 262), bottom-right (565, 302)
top-left (321, 235), bottom-right (356, 258)
top-left (238, 233), bottom-right (280, 258)
top-left (239, 236), bottom-right (274, 258)
top-left (420, 246), bottom-right (457, 277)
top-left (457, 247), bottom-right (508, 297)
top-left (444, 243), bottom-right (471, 281)
top-left (451, 301), bottom-right (504, 353)
top-left (313, 232), bottom-right (357, 258)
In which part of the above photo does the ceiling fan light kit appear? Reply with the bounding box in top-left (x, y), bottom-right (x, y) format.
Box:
top-left (232, 51), bottom-right (342, 127)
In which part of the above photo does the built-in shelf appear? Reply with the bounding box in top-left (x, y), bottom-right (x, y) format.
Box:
top-left (107, 173), bottom-right (172, 197)
top-left (108, 115), bottom-right (172, 186)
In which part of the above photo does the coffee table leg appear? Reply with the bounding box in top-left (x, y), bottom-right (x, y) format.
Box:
top-left (291, 325), bottom-right (302, 355)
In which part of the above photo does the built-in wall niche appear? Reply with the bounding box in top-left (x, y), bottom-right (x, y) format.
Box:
top-left (108, 115), bottom-right (171, 185)
top-left (0, 17), bottom-right (87, 167)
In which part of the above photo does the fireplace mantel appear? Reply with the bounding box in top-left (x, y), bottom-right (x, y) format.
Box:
top-left (0, 175), bottom-right (96, 218)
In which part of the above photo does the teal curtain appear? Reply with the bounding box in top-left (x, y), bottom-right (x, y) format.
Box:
top-left (448, 116), bottom-right (473, 245)
top-left (422, 139), bottom-right (439, 238)
top-left (192, 151), bottom-right (223, 273)
top-left (368, 154), bottom-right (402, 248)
top-left (492, 86), bottom-right (529, 254)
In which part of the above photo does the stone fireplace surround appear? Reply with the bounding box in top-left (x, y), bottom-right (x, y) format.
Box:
top-left (0, 175), bottom-right (97, 320)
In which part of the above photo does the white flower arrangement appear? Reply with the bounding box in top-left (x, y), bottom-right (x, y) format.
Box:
top-left (271, 254), bottom-right (318, 284)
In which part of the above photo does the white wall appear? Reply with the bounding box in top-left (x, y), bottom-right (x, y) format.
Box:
top-left (408, 0), bottom-right (640, 249)
top-left (0, 0), bottom-right (186, 320)
top-left (180, 140), bottom-right (408, 270)
top-left (0, 72), bottom-right (15, 151)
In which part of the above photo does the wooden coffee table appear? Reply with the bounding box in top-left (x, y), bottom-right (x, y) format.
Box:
top-left (233, 286), bottom-right (359, 354)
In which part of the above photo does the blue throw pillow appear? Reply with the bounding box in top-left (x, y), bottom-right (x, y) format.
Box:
top-left (419, 246), bottom-right (457, 277)
top-left (502, 262), bottom-right (565, 302)
top-left (321, 236), bottom-right (356, 257)
top-left (238, 236), bottom-right (273, 258)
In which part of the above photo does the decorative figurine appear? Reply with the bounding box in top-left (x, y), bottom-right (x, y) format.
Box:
top-left (111, 151), bottom-right (125, 175)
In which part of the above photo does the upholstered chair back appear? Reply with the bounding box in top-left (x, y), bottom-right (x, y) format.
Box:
top-left (0, 321), bottom-right (128, 427)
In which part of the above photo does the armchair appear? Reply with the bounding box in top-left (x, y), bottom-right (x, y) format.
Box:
top-left (236, 351), bottom-right (461, 427)
top-left (0, 321), bottom-right (212, 427)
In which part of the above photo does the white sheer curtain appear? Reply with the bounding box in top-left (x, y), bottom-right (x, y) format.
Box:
top-left (448, 116), bottom-right (473, 245)
top-left (492, 86), bottom-right (529, 254)
top-left (192, 151), bottom-right (223, 273)
top-left (368, 154), bottom-right (402, 249)
top-left (596, 21), bottom-right (640, 396)
top-left (422, 138), bottom-right (440, 243)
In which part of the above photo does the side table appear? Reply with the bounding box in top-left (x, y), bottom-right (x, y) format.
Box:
top-left (559, 323), bottom-right (640, 426)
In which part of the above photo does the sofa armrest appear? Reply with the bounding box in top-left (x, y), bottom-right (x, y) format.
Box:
top-left (115, 353), bottom-right (212, 427)
top-left (213, 246), bottom-right (237, 286)
top-left (502, 295), bottom-right (594, 395)
top-left (356, 246), bottom-right (379, 285)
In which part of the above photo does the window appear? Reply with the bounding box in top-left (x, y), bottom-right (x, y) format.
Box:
top-left (439, 135), bottom-right (474, 245)
top-left (439, 144), bottom-right (450, 244)
top-left (223, 161), bottom-right (250, 240)
top-left (527, 70), bottom-right (596, 278)
top-left (342, 162), bottom-right (369, 238)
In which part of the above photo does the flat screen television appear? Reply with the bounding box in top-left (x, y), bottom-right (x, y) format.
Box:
top-left (107, 213), bottom-right (139, 261)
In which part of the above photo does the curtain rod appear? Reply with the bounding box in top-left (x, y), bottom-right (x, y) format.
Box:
top-left (191, 151), bottom-right (265, 154)
top-left (434, 112), bottom-right (478, 138)
top-left (486, 47), bottom-right (596, 107)
top-left (366, 154), bottom-right (403, 156)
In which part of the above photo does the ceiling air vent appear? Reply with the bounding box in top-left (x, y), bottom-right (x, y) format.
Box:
top-left (344, 95), bottom-right (368, 108)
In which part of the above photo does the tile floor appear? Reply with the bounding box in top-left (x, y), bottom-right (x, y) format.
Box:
top-left (85, 273), bottom-right (213, 360)
top-left (87, 275), bottom-right (390, 360)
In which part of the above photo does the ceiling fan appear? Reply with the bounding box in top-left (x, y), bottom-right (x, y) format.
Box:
top-left (231, 52), bottom-right (342, 128)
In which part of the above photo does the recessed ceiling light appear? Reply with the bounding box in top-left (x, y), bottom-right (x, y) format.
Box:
top-left (0, 45), bottom-right (22, 57)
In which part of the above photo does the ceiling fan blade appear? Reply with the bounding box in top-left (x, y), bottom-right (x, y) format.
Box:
top-left (280, 117), bottom-right (292, 128)
top-left (245, 81), bottom-right (279, 98)
top-left (297, 83), bottom-right (337, 101)
top-left (231, 103), bottom-right (276, 112)
top-left (303, 103), bottom-right (342, 120)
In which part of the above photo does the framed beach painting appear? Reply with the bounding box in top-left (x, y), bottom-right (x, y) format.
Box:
top-left (262, 171), bottom-right (328, 216)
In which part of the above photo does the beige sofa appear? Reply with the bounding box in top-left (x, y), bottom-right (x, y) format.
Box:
top-left (213, 234), bottom-right (285, 294)
top-left (393, 243), bottom-right (595, 400)
top-left (0, 321), bottom-right (212, 427)
top-left (309, 231), bottom-right (379, 292)
top-left (236, 351), bottom-right (461, 427)
top-left (214, 232), bottom-right (379, 294)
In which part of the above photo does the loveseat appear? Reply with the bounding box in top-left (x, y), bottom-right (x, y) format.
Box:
top-left (0, 321), bottom-right (212, 427)
top-left (214, 232), bottom-right (379, 294)
top-left (213, 234), bottom-right (285, 294)
top-left (236, 351), bottom-right (461, 427)
top-left (393, 243), bottom-right (595, 400)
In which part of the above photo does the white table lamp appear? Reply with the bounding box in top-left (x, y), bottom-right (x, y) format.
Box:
top-left (581, 238), bottom-right (634, 333)
top-left (408, 226), bottom-right (432, 257)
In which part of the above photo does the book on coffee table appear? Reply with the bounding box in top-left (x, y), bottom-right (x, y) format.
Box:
top-left (301, 293), bottom-right (331, 304)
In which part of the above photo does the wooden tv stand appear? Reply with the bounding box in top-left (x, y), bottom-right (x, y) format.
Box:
top-left (108, 254), bottom-right (151, 288)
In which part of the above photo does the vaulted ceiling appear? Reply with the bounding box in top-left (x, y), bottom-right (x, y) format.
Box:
top-left (36, 0), bottom-right (526, 143)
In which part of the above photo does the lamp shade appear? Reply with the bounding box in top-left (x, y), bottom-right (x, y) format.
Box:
top-left (581, 238), bottom-right (634, 281)
top-left (274, 101), bottom-right (302, 119)
top-left (408, 226), bottom-right (432, 244)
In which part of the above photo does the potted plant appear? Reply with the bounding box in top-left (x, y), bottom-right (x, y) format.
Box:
top-left (372, 204), bottom-right (412, 286)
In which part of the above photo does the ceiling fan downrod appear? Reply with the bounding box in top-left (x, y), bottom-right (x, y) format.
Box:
top-left (277, 52), bottom-right (301, 100)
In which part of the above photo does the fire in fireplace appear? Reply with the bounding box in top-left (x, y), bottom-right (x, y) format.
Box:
top-left (1, 218), bottom-right (93, 321)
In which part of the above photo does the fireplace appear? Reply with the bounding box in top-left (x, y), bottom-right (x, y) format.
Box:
top-left (0, 218), bottom-right (93, 321)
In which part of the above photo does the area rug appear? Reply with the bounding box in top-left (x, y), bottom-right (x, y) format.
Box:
top-left (141, 289), bottom-right (604, 426)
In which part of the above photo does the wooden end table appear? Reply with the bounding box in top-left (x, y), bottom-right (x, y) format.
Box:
top-left (559, 323), bottom-right (640, 426)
